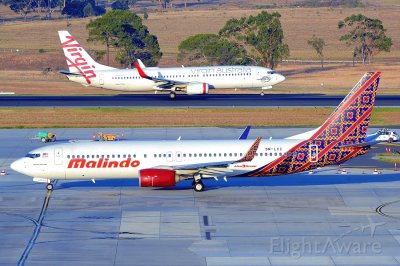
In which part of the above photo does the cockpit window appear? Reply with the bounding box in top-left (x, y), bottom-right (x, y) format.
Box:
top-left (25, 153), bottom-right (40, 158)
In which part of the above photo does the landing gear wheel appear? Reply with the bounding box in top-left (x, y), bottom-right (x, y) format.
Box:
top-left (388, 138), bottom-right (393, 143)
top-left (169, 92), bottom-right (176, 100)
top-left (46, 183), bottom-right (53, 191)
top-left (193, 180), bottom-right (204, 192)
top-left (260, 91), bottom-right (265, 96)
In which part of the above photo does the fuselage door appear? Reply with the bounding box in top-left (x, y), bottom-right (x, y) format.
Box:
top-left (309, 145), bottom-right (318, 163)
top-left (54, 148), bottom-right (63, 165)
top-left (99, 73), bottom-right (104, 86)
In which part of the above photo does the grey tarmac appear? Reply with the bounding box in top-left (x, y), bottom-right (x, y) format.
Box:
top-left (1, 127), bottom-right (400, 266)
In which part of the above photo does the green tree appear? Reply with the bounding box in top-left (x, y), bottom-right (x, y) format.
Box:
top-left (62, 0), bottom-right (105, 18)
top-left (82, 2), bottom-right (94, 17)
top-left (7, 0), bottom-right (35, 18)
top-left (178, 34), bottom-right (250, 66)
top-left (87, 10), bottom-right (161, 67)
top-left (307, 35), bottom-right (325, 68)
top-left (219, 11), bottom-right (289, 69)
top-left (111, 0), bottom-right (128, 10)
top-left (338, 14), bottom-right (392, 64)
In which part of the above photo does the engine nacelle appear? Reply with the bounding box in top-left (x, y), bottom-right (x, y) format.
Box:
top-left (139, 169), bottom-right (176, 187)
top-left (186, 82), bottom-right (209, 95)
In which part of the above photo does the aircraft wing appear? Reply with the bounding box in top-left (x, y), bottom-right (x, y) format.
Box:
top-left (134, 61), bottom-right (188, 90)
top-left (153, 137), bottom-right (262, 177)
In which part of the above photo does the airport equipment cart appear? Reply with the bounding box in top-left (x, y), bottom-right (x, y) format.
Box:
top-left (31, 132), bottom-right (56, 143)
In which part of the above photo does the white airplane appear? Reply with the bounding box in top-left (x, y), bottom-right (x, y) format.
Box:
top-left (11, 72), bottom-right (381, 192)
top-left (58, 30), bottom-right (285, 99)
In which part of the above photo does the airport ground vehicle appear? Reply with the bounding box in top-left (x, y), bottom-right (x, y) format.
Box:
top-left (31, 132), bottom-right (56, 143)
top-left (97, 132), bottom-right (117, 141)
top-left (364, 129), bottom-right (399, 144)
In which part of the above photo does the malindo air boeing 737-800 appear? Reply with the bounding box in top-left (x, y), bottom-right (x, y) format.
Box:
top-left (58, 30), bottom-right (285, 99)
top-left (12, 72), bottom-right (382, 192)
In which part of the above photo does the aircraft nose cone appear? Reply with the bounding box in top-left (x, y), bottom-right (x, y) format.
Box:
top-left (10, 159), bottom-right (24, 173)
top-left (277, 74), bottom-right (285, 82)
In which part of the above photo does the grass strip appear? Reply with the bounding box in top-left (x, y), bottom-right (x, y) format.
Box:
top-left (1, 107), bottom-right (399, 128)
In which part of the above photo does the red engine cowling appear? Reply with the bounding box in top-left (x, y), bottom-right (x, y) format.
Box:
top-left (186, 82), bottom-right (209, 95)
top-left (139, 169), bottom-right (176, 187)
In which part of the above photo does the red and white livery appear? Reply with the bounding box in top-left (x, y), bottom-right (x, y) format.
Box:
top-left (58, 31), bottom-right (285, 99)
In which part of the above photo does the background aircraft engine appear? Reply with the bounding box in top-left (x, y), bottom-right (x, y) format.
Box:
top-left (186, 83), bottom-right (209, 95)
top-left (139, 169), bottom-right (176, 187)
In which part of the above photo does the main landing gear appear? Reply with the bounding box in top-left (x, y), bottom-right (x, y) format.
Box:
top-left (192, 174), bottom-right (204, 192)
top-left (169, 92), bottom-right (176, 100)
top-left (46, 182), bottom-right (54, 191)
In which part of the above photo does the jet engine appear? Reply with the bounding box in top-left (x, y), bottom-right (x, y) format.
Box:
top-left (186, 83), bottom-right (209, 95)
top-left (139, 169), bottom-right (177, 187)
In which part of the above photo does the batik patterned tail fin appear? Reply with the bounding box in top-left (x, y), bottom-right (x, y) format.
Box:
top-left (311, 72), bottom-right (381, 146)
top-left (247, 72), bottom-right (381, 177)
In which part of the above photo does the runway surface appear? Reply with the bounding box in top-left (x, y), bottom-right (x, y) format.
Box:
top-left (1, 127), bottom-right (400, 265)
top-left (1, 94), bottom-right (399, 107)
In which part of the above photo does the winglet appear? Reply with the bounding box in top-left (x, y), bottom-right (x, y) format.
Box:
top-left (134, 61), bottom-right (151, 80)
top-left (236, 137), bottom-right (262, 163)
top-left (137, 59), bottom-right (146, 69)
top-left (238, 126), bottom-right (251, 140)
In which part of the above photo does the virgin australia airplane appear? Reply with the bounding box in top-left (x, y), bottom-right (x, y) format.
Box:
top-left (58, 30), bottom-right (285, 99)
top-left (11, 72), bottom-right (381, 192)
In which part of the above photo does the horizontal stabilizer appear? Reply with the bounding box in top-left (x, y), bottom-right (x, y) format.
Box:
top-left (59, 70), bottom-right (83, 76)
top-left (338, 142), bottom-right (372, 148)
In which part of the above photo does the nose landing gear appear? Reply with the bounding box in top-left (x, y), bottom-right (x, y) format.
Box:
top-left (169, 92), bottom-right (176, 99)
